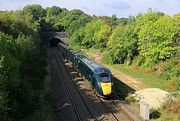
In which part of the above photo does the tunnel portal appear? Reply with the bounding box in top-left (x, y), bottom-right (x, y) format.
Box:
top-left (48, 38), bottom-right (62, 47)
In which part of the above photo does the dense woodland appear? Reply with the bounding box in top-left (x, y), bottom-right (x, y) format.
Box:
top-left (0, 4), bottom-right (179, 121)
top-left (0, 5), bottom-right (47, 121)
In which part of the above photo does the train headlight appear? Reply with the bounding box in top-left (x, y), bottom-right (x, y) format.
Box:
top-left (98, 82), bottom-right (101, 87)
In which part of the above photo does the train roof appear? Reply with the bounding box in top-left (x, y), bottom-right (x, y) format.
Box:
top-left (74, 52), bottom-right (85, 58)
top-left (59, 43), bottom-right (110, 73)
top-left (59, 43), bottom-right (78, 55)
top-left (82, 58), bottom-right (111, 74)
top-left (81, 57), bottom-right (107, 71)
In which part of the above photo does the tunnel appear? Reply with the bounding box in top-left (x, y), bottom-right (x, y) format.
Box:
top-left (48, 38), bottom-right (62, 47)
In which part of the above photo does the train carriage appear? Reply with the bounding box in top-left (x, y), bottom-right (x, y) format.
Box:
top-left (67, 50), bottom-right (77, 65)
top-left (58, 43), bottom-right (113, 96)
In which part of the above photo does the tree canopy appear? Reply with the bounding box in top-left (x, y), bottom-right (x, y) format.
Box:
top-left (22, 4), bottom-right (46, 21)
top-left (0, 10), bottom-right (46, 121)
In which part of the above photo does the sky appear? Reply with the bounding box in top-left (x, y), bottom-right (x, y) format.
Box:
top-left (0, 0), bottom-right (180, 17)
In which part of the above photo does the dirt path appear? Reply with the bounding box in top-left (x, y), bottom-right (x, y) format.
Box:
top-left (104, 65), bottom-right (150, 91)
top-left (86, 52), bottom-right (150, 91)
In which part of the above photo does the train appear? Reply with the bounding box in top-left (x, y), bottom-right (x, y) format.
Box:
top-left (58, 43), bottom-right (113, 96)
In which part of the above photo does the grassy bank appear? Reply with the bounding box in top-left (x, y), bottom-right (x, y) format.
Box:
top-left (110, 64), bottom-right (179, 92)
top-left (111, 65), bottom-right (166, 90)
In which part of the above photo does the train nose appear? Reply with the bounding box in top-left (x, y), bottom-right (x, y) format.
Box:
top-left (100, 82), bottom-right (112, 95)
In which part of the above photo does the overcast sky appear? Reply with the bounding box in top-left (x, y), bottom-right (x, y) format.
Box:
top-left (0, 0), bottom-right (180, 17)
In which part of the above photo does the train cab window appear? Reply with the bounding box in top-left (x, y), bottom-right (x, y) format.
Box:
top-left (99, 73), bottom-right (110, 83)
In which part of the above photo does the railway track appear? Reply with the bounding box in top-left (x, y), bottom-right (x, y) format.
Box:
top-left (54, 47), bottom-right (139, 121)
top-left (112, 99), bottom-right (134, 121)
top-left (95, 94), bottom-right (134, 121)
top-left (52, 48), bottom-right (98, 121)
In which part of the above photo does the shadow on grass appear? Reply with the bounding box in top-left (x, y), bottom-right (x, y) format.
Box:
top-left (113, 77), bottom-right (135, 100)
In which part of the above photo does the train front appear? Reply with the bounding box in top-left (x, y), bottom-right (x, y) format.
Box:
top-left (95, 67), bottom-right (113, 96)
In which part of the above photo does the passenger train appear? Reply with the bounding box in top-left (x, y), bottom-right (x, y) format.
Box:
top-left (58, 43), bottom-right (113, 96)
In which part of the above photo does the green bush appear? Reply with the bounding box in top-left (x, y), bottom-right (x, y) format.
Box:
top-left (133, 56), bottom-right (145, 66)
top-left (157, 59), bottom-right (179, 80)
top-left (125, 94), bottom-right (137, 104)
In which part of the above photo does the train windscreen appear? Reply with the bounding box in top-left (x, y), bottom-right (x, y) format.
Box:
top-left (99, 73), bottom-right (111, 82)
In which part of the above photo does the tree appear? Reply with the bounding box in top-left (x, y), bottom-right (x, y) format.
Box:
top-left (107, 25), bottom-right (127, 63)
top-left (0, 10), bottom-right (46, 120)
top-left (173, 14), bottom-right (180, 58)
top-left (81, 21), bottom-right (95, 47)
top-left (22, 4), bottom-right (46, 21)
top-left (61, 9), bottom-right (84, 30)
top-left (68, 14), bottom-right (92, 36)
top-left (106, 16), bottom-right (137, 64)
top-left (46, 6), bottom-right (62, 17)
top-left (70, 27), bottom-right (84, 45)
top-left (138, 15), bottom-right (178, 64)
top-left (0, 32), bottom-right (21, 121)
top-left (117, 17), bottom-right (128, 25)
top-left (94, 23), bottom-right (111, 48)
top-left (123, 16), bottom-right (138, 64)
top-left (111, 14), bottom-right (118, 25)
top-left (135, 10), bottom-right (163, 34)
top-left (80, 19), bottom-right (111, 48)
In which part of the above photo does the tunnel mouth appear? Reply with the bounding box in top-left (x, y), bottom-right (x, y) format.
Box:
top-left (48, 38), bottom-right (62, 47)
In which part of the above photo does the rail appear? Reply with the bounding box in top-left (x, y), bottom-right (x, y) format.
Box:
top-left (52, 48), bottom-right (82, 121)
top-left (54, 48), bottom-right (98, 121)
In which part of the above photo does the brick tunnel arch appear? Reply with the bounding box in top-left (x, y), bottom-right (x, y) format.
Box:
top-left (48, 38), bottom-right (64, 47)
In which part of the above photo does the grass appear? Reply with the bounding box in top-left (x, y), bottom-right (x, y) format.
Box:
top-left (111, 64), bottom-right (168, 90)
top-left (151, 96), bottom-right (180, 121)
